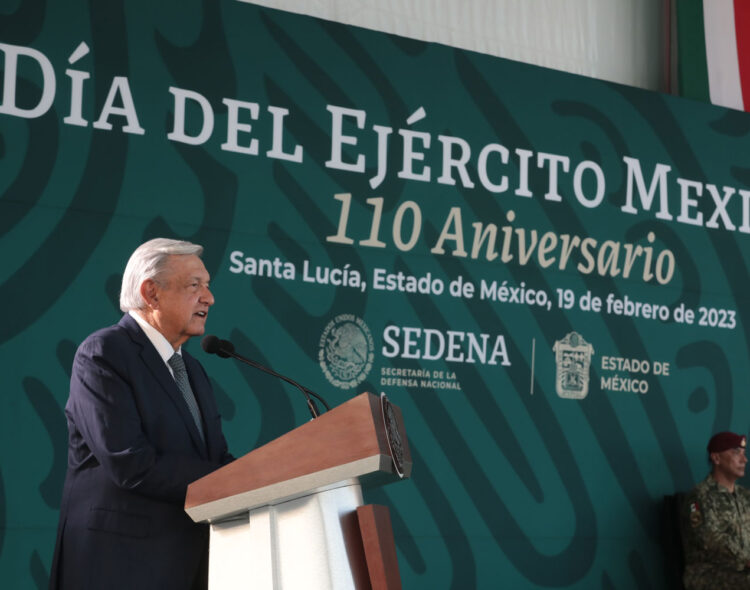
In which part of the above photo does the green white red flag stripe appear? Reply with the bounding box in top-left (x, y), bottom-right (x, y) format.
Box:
top-left (704, 0), bottom-right (742, 108)
top-left (676, 0), bottom-right (750, 111)
top-left (735, 0), bottom-right (750, 110)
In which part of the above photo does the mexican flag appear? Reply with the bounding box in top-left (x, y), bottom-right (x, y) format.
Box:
top-left (674, 0), bottom-right (750, 111)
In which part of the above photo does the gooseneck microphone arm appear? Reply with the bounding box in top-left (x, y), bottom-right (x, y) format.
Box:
top-left (226, 351), bottom-right (322, 419)
top-left (201, 335), bottom-right (330, 419)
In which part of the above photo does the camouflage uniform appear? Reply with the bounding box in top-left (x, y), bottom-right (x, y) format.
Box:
top-left (682, 474), bottom-right (750, 589)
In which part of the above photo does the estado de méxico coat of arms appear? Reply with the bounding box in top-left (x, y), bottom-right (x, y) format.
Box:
top-left (552, 332), bottom-right (594, 399)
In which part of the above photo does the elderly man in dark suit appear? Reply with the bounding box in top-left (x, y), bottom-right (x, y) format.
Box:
top-left (50, 238), bottom-right (234, 590)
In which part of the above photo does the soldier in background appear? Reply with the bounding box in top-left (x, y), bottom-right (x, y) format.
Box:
top-left (682, 431), bottom-right (750, 589)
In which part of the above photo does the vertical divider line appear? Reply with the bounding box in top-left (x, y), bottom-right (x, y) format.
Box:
top-left (530, 338), bottom-right (536, 395)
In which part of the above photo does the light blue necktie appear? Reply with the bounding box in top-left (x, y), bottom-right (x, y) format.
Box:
top-left (167, 353), bottom-right (205, 444)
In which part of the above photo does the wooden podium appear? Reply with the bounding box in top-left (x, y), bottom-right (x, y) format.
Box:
top-left (185, 392), bottom-right (412, 590)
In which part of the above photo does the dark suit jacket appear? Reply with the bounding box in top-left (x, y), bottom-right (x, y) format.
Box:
top-left (50, 314), bottom-right (234, 590)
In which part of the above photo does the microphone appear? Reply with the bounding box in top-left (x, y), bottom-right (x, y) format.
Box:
top-left (202, 334), bottom-right (234, 358)
top-left (201, 334), bottom-right (330, 419)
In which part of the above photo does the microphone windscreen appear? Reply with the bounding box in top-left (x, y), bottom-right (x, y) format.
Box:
top-left (217, 339), bottom-right (235, 358)
top-left (201, 334), bottom-right (221, 354)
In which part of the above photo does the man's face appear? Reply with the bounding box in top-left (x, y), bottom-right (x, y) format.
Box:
top-left (150, 254), bottom-right (214, 349)
top-left (713, 446), bottom-right (748, 481)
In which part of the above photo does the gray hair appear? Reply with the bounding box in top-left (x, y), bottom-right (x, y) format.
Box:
top-left (119, 238), bottom-right (204, 312)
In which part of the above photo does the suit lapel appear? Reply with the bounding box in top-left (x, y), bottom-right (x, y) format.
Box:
top-left (119, 315), bottom-right (208, 458)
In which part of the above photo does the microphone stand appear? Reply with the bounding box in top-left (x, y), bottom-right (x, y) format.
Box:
top-left (223, 349), bottom-right (328, 420)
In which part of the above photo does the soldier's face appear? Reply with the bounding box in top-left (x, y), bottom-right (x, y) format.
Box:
top-left (713, 447), bottom-right (747, 481)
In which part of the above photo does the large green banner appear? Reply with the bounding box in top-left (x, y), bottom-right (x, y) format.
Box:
top-left (2, 1), bottom-right (750, 587)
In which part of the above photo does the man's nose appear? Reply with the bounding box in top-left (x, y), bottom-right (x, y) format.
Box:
top-left (201, 285), bottom-right (215, 306)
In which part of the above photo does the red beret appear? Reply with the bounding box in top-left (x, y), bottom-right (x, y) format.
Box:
top-left (707, 431), bottom-right (747, 453)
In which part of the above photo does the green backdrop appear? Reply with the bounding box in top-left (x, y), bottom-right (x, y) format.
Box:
top-left (2, 1), bottom-right (750, 587)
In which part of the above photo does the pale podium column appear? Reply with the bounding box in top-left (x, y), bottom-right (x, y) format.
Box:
top-left (185, 393), bottom-right (412, 590)
top-left (208, 481), bottom-right (366, 589)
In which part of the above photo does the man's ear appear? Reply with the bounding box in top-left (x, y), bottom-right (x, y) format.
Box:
top-left (709, 451), bottom-right (720, 465)
top-left (140, 279), bottom-right (159, 309)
